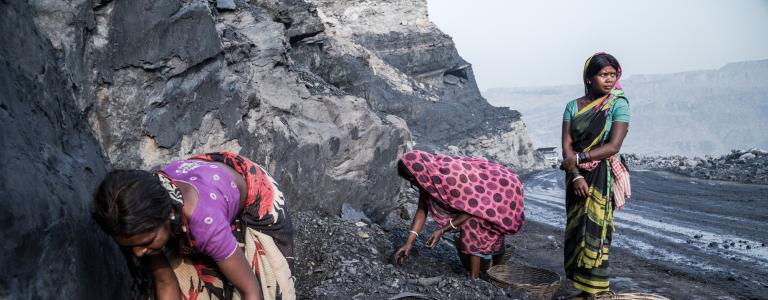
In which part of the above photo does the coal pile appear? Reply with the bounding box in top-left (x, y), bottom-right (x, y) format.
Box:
top-left (292, 211), bottom-right (536, 299)
top-left (624, 148), bottom-right (768, 184)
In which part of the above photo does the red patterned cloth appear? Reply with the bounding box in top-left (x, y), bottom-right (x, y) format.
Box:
top-left (577, 154), bottom-right (631, 210)
top-left (190, 152), bottom-right (286, 221)
top-left (167, 152), bottom-right (294, 300)
top-left (400, 150), bottom-right (525, 254)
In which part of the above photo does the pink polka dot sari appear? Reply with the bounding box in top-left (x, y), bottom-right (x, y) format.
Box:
top-left (400, 150), bottom-right (525, 255)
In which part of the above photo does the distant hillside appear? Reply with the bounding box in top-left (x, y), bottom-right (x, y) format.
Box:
top-left (483, 60), bottom-right (768, 157)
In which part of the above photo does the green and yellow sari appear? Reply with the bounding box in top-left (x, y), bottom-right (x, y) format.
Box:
top-left (564, 89), bottom-right (630, 294)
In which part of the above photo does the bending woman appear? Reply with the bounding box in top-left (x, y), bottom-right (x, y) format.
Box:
top-left (93, 152), bottom-right (295, 300)
top-left (560, 52), bottom-right (631, 298)
top-left (394, 150), bottom-right (525, 279)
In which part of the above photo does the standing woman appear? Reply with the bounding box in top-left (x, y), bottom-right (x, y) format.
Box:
top-left (560, 52), bottom-right (631, 298)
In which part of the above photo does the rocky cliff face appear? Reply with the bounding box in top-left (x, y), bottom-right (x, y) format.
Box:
top-left (296, 0), bottom-right (539, 167)
top-left (0, 2), bottom-right (129, 299)
top-left (1, 0), bottom-right (538, 298)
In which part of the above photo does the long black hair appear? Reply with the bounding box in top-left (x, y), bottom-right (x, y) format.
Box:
top-left (92, 169), bottom-right (174, 299)
top-left (93, 169), bottom-right (173, 236)
top-left (583, 52), bottom-right (621, 96)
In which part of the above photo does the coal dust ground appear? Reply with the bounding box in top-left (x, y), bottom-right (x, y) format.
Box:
top-left (293, 169), bottom-right (767, 299)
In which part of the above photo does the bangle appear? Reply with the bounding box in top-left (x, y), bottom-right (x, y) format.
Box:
top-left (571, 175), bottom-right (584, 183)
top-left (449, 219), bottom-right (457, 230)
top-left (408, 230), bottom-right (419, 238)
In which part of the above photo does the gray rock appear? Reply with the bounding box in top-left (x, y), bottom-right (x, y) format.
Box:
top-left (102, 1), bottom-right (223, 80)
top-left (342, 202), bottom-right (373, 223)
top-left (290, 5), bottom-right (540, 169)
top-left (739, 153), bottom-right (756, 160)
top-left (1, 2), bottom-right (129, 298)
top-left (415, 276), bottom-right (442, 287)
top-left (217, 0), bottom-right (236, 10)
top-left (684, 159), bottom-right (698, 167)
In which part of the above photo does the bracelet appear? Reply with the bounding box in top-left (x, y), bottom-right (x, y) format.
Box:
top-left (449, 219), bottom-right (458, 230)
top-left (408, 230), bottom-right (419, 238)
top-left (576, 152), bottom-right (590, 165)
top-left (571, 175), bottom-right (584, 183)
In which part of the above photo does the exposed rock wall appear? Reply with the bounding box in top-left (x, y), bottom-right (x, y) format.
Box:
top-left (0, 2), bottom-right (129, 298)
top-left (461, 120), bottom-right (540, 170)
top-left (1, 0), bottom-right (540, 298)
top-left (298, 0), bottom-right (538, 162)
top-left (85, 0), bottom-right (411, 218)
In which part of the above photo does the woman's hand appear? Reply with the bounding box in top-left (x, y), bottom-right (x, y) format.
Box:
top-left (426, 229), bottom-right (444, 249)
top-left (394, 242), bottom-right (413, 264)
top-left (146, 253), bottom-right (182, 300)
top-left (560, 156), bottom-right (577, 171)
top-left (217, 249), bottom-right (263, 300)
top-left (572, 177), bottom-right (589, 197)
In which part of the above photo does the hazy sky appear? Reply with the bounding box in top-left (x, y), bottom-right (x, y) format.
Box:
top-left (427, 0), bottom-right (768, 90)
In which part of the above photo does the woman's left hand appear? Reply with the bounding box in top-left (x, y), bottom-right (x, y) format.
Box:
top-left (426, 229), bottom-right (444, 248)
top-left (572, 177), bottom-right (589, 198)
top-left (560, 156), bottom-right (576, 170)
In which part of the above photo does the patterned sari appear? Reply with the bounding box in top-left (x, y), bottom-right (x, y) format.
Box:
top-left (564, 89), bottom-right (630, 294)
top-left (158, 152), bottom-right (295, 300)
top-left (399, 151), bottom-right (525, 255)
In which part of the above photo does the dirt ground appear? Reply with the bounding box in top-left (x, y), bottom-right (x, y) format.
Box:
top-left (506, 221), bottom-right (759, 299)
top-left (286, 168), bottom-right (768, 299)
top-left (292, 205), bottom-right (765, 300)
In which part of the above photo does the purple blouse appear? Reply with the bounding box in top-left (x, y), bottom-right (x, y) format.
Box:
top-left (162, 160), bottom-right (241, 261)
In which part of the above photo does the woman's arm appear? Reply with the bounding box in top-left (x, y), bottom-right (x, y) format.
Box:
top-left (408, 191), bottom-right (430, 242)
top-left (561, 121), bottom-right (577, 160)
top-left (437, 213), bottom-right (471, 233)
top-left (395, 191), bottom-right (429, 263)
top-left (561, 121), bottom-right (589, 197)
top-left (560, 121), bottom-right (579, 173)
top-left (217, 250), bottom-right (263, 300)
top-left (426, 213), bottom-right (472, 248)
top-left (146, 254), bottom-right (181, 300)
top-left (582, 121), bottom-right (628, 161)
top-left (408, 189), bottom-right (432, 237)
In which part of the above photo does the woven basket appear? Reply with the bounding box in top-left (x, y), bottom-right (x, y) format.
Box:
top-left (598, 293), bottom-right (671, 300)
top-left (487, 264), bottom-right (561, 300)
